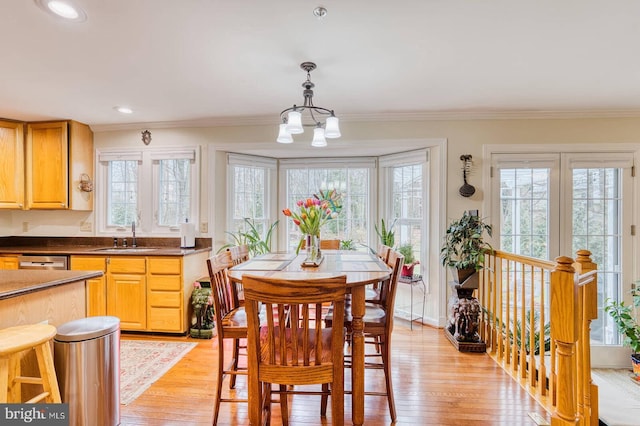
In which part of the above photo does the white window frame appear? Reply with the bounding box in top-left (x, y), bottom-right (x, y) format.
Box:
top-left (278, 157), bottom-right (377, 251)
top-left (226, 153), bottom-right (278, 244)
top-left (379, 149), bottom-right (430, 276)
top-left (96, 147), bottom-right (200, 236)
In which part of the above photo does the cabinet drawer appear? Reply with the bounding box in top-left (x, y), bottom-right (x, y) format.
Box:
top-left (148, 291), bottom-right (181, 308)
top-left (71, 256), bottom-right (106, 271)
top-left (149, 275), bottom-right (181, 291)
top-left (109, 257), bottom-right (146, 273)
top-left (148, 307), bottom-right (182, 332)
top-left (149, 257), bottom-right (181, 274)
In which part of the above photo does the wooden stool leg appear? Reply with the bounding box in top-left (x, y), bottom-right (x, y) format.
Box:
top-left (35, 342), bottom-right (61, 403)
top-left (0, 357), bottom-right (8, 403)
top-left (8, 355), bottom-right (20, 402)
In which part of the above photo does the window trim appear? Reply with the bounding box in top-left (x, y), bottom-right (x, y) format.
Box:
top-left (96, 146), bottom-right (200, 236)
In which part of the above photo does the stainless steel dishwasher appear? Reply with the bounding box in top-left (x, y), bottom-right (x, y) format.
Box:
top-left (18, 255), bottom-right (69, 270)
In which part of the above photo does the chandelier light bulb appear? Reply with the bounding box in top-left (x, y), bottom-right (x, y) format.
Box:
top-left (311, 127), bottom-right (327, 147)
top-left (277, 123), bottom-right (293, 143)
top-left (324, 115), bottom-right (341, 138)
top-left (285, 110), bottom-right (304, 134)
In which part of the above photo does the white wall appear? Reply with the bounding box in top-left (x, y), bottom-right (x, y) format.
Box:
top-left (3, 116), bottom-right (639, 327)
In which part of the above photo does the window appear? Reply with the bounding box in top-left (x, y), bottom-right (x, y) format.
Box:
top-left (380, 150), bottom-right (429, 273)
top-left (279, 158), bottom-right (376, 251)
top-left (97, 148), bottom-right (199, 235)
top-left (226, 154), bottom-right (277, 241)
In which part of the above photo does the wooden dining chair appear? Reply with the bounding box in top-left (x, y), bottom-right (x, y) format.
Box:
top-left (228, 244), bottom-right (250, 265)
top-left (227, 244), bottom-right (250, 305)
top-left (207, 251), bottom-right (248, 424)
top-left (319, 239), bottom-right (341, 250)
top-left (325, 249), bottom-right (404, 422)
top-left (243, 273), bottom-right (347, 426)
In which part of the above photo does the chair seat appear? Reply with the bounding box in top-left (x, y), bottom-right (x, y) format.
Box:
top-left (259, 327), bottom-right (335, 364)
top-left (221, 307), bottom-right (247, 328)
top-left (325, 302), bottom-right (388, 331)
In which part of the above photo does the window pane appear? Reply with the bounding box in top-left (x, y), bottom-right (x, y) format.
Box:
top-left (285, 167), bottom-right (369, 250)
top-left (107, 160), bottom-right (138, 226)
top-left (158, 159), bottom-right (191, 226)
top-left (390, 163), bottom-right (423, 275)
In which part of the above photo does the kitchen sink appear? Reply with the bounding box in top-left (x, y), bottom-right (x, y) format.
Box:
top-left (92, 247), bottom-right (158, 253)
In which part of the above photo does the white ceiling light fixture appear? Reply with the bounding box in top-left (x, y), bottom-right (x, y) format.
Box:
top-left (277, 62), bottom-right (341, 147)
top-left (35, 0), bottom-right (87, 22)
top-left (114, 106), bottom-right (133, 114)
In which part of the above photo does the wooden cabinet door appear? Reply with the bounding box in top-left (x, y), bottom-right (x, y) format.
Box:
top-left (107, 257), bottom-right (147, 330)
top-left (0, 255), bottom-right (19, 270)
top-left (26, 121), bottom-right (68, 209)
top-left (0, 121), bottom-right (24, 209)
top-left (70, 256), bottom-right (107, 316)
top-left (108, 273), bottom-right (146, 330)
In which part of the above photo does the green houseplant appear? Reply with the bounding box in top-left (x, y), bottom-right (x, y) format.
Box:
top-left (440, 211), bottom-right (493, 284)
top-left (374, 218), bottom-right (396, 248)
top-left (398, 243), bottom-right (419, 277)
top-left (219, 218), bottom-right (279, 256)
top-left (604, 288), bottom-right (640, 379)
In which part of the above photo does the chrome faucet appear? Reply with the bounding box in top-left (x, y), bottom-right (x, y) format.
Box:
top-left (131, 221), bottom-right (137, 247)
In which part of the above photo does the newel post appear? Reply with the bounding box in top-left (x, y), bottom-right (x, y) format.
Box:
top-left (550, 256), bottom-right (579, 426)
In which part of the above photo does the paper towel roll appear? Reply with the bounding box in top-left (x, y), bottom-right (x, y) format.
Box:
top-left (180, 222), bottom-right (196, 248)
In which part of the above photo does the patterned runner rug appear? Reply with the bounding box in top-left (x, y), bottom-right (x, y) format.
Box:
top-left (592, 368), bottom-right (640, 426)
top-left (120, 339), bottom-right (197, 405)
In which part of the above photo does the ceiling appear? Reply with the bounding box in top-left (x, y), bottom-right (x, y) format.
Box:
top-left (3, 0), bottom-right (640, 138)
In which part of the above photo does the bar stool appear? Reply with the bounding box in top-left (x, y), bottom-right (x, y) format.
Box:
top-left (0, 323), bottom-right (61, 403)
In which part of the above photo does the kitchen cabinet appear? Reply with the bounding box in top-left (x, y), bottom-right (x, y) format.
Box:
top-left (0, 255), bottom-right (19, 270)
top-left (26, 120), bottom-right (93, 210)
top-left (108, 257), bottom-right (147, 330)
top-left (70, 256), bottom-right (107, 316)
top-left (70, 251), bottom-right (209, 333)
top-left (148, 257), bottom-right (184, 332)
top-left (0, 120), bottom-right (24, 209)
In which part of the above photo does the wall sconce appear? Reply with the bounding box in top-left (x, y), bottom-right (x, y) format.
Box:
top-left (459, 154), bottom-right (476, 197)
top-left (141, 130), bottom-right (151, 145)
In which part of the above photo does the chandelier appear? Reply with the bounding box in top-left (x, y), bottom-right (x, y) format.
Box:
top-left (277, 62), bottom-right (341, 147)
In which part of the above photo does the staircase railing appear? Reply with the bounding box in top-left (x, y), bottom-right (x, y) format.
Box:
top-left (479, 249), bottom-right (598, 426)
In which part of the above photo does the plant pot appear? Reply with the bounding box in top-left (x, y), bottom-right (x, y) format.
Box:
top-left (401, 264), bottom-right (415, 278)
top-left (632, 353), bottom-right (640, 381)
top-left (450, 267), bottom-right (476, 285)
top-left (190, 327), bottom-right (214, 339)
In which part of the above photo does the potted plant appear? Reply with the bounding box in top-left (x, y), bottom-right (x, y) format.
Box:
top-left (604, 288), bottom-right (640, 380)
top-left (440, 210), bottom-right (493, 285)
top-left (398, 243), bottom-right (419, 277)
top-left (374, 218), bottom-right (396, 248)
top-left (218, 218), bottom-right (279, 256)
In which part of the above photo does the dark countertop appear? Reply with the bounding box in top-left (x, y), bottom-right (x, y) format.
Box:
top-left (0, 236), bottom-right (213, 257)
top-left (0, 270), bottom-right (104, 300)
top-left (0, 246), bottom-right (210, 256)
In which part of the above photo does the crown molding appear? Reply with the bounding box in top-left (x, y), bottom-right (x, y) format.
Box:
top-left (89, 109), bottom-right (640, 132)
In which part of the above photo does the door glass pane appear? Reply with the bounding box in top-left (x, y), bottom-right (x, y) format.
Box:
top-left (499, 168), bottom-right (550, 259)
top-left (572, 167), bottom-right (623, 346)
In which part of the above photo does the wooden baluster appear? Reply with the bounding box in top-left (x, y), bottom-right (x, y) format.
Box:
top-left (550, 256), bottom-right (579, 426)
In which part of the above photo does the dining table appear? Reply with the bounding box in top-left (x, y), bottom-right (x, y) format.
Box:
top-left (227, 250), bottom-right (391, 426)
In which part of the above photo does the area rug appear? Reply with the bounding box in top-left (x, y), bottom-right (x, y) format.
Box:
top-left (120, 339), bottom-right (197, 405)
top-left (592, 368), bottom-right (640, 426)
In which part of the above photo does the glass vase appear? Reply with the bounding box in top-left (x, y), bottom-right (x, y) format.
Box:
top-left (305, 233), bottom-right (321, 264)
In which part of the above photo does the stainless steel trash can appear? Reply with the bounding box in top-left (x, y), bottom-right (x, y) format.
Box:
top-left (54, 316), bottom-right (121, 426)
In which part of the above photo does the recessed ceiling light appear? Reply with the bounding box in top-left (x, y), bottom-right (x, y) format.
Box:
top-left (35, 0), bottom-right (87, 22)
top-left (114, 106), bottom-right (133, 114)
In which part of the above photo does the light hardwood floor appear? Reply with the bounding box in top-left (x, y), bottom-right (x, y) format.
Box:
top-left (120, 321), bottom-right (550, 425)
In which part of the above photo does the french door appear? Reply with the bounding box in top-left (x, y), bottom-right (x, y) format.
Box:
top-left (492, 151), bottom-right (634, 367)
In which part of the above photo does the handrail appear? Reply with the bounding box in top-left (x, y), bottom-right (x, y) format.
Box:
top-left (479, 249), bottom-right (598, 426)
